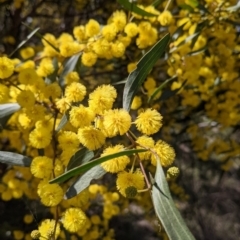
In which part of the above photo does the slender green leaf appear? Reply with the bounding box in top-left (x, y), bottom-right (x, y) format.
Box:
top-left (55, 113), bottom-right (69, 133)
top-left (9, 27), bottom-right (40, 57)
top-left (0, 103), bottom-right (20, 118)
top-left (117, 0), bottom-right (157, 17)
top-left (187, 46), bottom-right (207, 56)
top-left (21, 22), bottom-right (60, 53)
top-left (0, 151), bottom-right (31, 167)
top-left (148, 75), bottom-right (177, 103)
top-left (65, 165), bottom-right (106, 199)
top-left (50, 149), bottom-right (146, 184)
top-left (59, 53), bottom-right (82, 87)
top-left (179, 4), bottom-right (194, 11)
top-left (152, 160), bottom-right (195, 240)
top-left (67, 148), bottom-right (94, 170)
top-left (123, 34), bottom-right (170, 111)
top-left (170, 32), bottom-right (200, 53)
top-left (112, 79), bottom-right (127, 85)
top-left (152, 0), bottom-right (163, 7)
top-left (159, 80), bottom-right (187, 101)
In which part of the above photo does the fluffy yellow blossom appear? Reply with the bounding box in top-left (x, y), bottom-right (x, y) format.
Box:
top-left (58, 131), bottom-right (80, 150)
top-left (0, 56), bottom-right (14, 79)
top-left (18, 68), bottom-right (38, 85)
top-left (167, 166), bottom-right (180, 179)
top-left (124, 22), bottom-right (139, 37)
top-left (44, 82), bottom-right (62, 100)
top-left (151, 140), bottom-right (175, 167)
top-left (65, 82), bottom-right (86, 102)
top-left (30, 156), bottom-right (53, 179)
top-left (36, 58), bottom-right (54, 77)
top-left (116, 170), bottom-right (145, 197)
top-left (69, 105), bottom-right (95, 128)
top-left (158, 11), bottom-right (173, 26)
top-left (78, 126), bottom-right (106, 150)
top-left (60, 42), bottom-right (83, 57)
top-left (64, 71), bottom-right (80, 85)
top-left (82, 51), bottom-right (98, 67)
top-left (85, 19), bottom-right (100, 37)
top-left (102, 109), bottom-right (132, 137)
top-left (38, 182), bottom-right (63, 206)
top-left (62, 207), bottom-right (87, 233)
top-left (16, 90), bottom-right (35, 108)
top-left (111, 41), bottom-right (125, 58)
top-left (0, 84), bottom-right (9, 103)
top-left (135, 109), bottom-right (163, 135)
top-left (102, 24), bottom-right (118, 41)
top-left (73, 25), bottom-right (86, 42)
top-left (136, 135), bottom-right (155, 160)
top-left (88, 84), bottom-right (117, 114)
top-left (101, 145), bottom-right (130, 173)
top-left (111, 10), bottom-right (127, 31)
top-left (55, 97), bottom-right (71, 113)
top-left (38, 219), bottom-right (60, 240)
top-left (29, 128), bottom-right (52, 149)
top-left (20, 47), bottom-right (35, 59)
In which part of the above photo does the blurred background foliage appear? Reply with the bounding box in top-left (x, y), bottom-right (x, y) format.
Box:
top-left (0, 0), bottom-right (240, 239)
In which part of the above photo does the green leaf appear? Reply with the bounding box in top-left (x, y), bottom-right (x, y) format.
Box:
top-left (0, 151), bottom-right (31, 167)
top-left (117, 0), bottom-right (157, 17)
top-left (9, 27), bottom-right (40, 57)
top-left (123, 34), bottom-right (170, 111)
top-left (59, 53), bottom-right (82, 87)
top-left (159, 80), bottom-right (187, 101)
top-left (170, 32), bottom-right (200, 53)
top-left (65, 165), bottom-right (106, 199)
top-left (55, 113), bottom-right (69, 133)
top-left (21, 22), bottom-right (60, 53)
top-left (50, 149), bottom-right (146, 184)
top-left (67, 148), bottom-right (94, 170)
top-left (0, 103), bottom-right (20, 118)
top-left (148, 75), bottom-right (177, 103)
top-left (152, 160), bottom-right (195, 240)
top-left (179, 4), bottom-right (194, 12)
top-left (152, 0), bottom-right (163, 7)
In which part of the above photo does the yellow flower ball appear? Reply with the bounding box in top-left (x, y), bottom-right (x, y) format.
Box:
top-left (158, 10), bottom-right (173, 26)
top-left (135, 109), bottom-right (163, 135)
top-left (0, 56), bottom-right (14, 79)
top-left (65, 82), bottom-right (86, 103)
top-left (151, 140), bottom-right (176, 167)
top-left (103, 109), bottom-right (132, 137)
top-left (78, 126), bottom-right (106, 150)
top-left (62, 207), bottom-right (87, 233)
top-left (30, 156), bottom-right (53, 179)
top-left (116, 170), bottom-right (145, 197)
top-left (38, 182), bottom-right (63, 207)
top-left (101, 145), bottom-right (130, 173)
top-left (82, 51), bottom-right (98, 67)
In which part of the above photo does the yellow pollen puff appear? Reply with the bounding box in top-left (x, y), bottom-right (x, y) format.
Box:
top-left (29, 128), bottom-right (52, 149)
top-left (60, 41), bottom-right (83, 57)
top-left (111, 10), bottom-right (127, 31)
top-left (124, 22), bottom-right (139, 37)
top-left (20, 47), bottom-right (35, 59)
top-left (135, 109), bottom-right (163, 135)
top-left (38, 182), bottom-right (63, 207)
top-left (158, 10), bottom-right (173, 26)
top-left (0, 56), bottom-right (15, 79)
top-left (82, 51), bottom-right (98, 67)
top-left (38, 219), bottom-right (60, 240)
top-left (103, 109), bottom-right (132, 137)
top-left (16, 90), bottom-right (35, 108)
top-left (62, 207), bottom-right (87, 233)
top-left (85, 19), bottom-right (100, 38)
top-left (73, 25), bottom-right (86, 42)
top-left (30, 156), bottom-right (53, 179)
top-left (65, 82), bottom-right (86, 102)
top-left (102, 24), bottom-right (118, 42)
top-left (69, 105), bottom-right (95, 128)
top-left (58, 131), bottom-right (80, 150)
top-left (101, 145), bottom-right (130, 173)
top-left (151, 140), bottom-right (176, 167)
top-left (116, 170), bottom-right (145, 197)
top-left (78, 126), bottom-right (106, 150)
top-left (136, 135), bottom-right (155, 160)
top-left (64, 71), bottom-right (80, 85)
